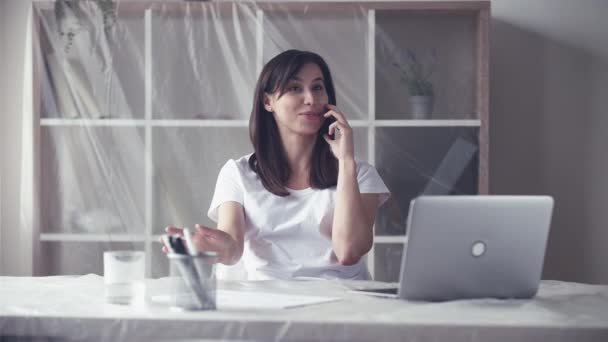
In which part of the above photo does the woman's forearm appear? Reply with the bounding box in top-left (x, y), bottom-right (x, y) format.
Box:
top-left (213, 228), bottom-right (244, 265)
top-left (220, 236), bottom-right (243, 265)
top-left (216, 203), bottom-right (246, 265)
top-left (332, 159), bottom-right (373, 265)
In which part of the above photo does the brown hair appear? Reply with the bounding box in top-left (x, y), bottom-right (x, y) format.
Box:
top-left (248, 50), bottom-right (338, 196)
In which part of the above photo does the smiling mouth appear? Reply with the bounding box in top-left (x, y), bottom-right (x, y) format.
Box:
top-left (300, 112), bottom-right (322, 121)
top-left (299, 111), bottom-right (321, 116)
top-left (299, 111), bottom-right (323, 117)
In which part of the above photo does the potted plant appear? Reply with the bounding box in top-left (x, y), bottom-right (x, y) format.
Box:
top-left (54, 0), bottom-right (116, 53)
top-left (393, 48), bottom-right (437, 119)
top-left (49, 0), bottom-right (117, 119)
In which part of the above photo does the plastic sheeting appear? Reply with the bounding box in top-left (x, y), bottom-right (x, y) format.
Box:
top-left (2, 275), bottom-right (608, 341)
top-left (28, 1), bottom-right (484, 280)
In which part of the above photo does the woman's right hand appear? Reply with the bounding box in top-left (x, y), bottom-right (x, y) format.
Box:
top-left (160, 224), bottom-right (238, 264)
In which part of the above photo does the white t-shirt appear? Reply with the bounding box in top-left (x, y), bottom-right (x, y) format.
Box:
top-left (207, 154), bottom-right (390, 280)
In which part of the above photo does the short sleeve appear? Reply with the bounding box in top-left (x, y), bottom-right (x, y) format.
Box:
top-left (357, 161), bottom-right (391, 208)
top-left (207, 160), bottom-right (244, 222)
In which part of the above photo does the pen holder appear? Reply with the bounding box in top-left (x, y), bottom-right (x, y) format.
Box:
top-left (168, 252), bottom-right (218, 311)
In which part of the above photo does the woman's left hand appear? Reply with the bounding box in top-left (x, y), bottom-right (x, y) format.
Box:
top-left (323, 104), bottom-right (355, 162)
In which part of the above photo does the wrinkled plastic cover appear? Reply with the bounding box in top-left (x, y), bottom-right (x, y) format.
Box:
top-left (2, 275), bottom-right (608, 341)
top-left (31, 1), bottom-right (480, 280)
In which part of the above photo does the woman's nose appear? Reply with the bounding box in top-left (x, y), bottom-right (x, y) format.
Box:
top-left (303, 89), bottom-right (316, 105)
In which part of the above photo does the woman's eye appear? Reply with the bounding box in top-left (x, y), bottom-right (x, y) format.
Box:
top-left (313, 85), bottom-right (324, 91)
top-left (288, 86), bottom-right (301, 92)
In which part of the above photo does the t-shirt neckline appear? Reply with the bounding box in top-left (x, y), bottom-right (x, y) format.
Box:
top-left (286, 186), bottom-right (315, 196)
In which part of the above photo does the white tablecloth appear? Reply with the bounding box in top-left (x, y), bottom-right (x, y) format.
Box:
top-left (2, 275), bottom-right (608, 341)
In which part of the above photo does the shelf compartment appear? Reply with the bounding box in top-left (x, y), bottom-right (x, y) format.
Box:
top-left (38, 5), bottom-right (146, 119)
top-left (375, 127), bottom-right (479, 236)
top-left (41, 126), bottom-right (146, 234)
top-left (150, 3), bottom-right (257, 119)
top-left (375, 10), bottom-right (477, 120)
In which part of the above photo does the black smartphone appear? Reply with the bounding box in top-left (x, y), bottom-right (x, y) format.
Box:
top-left (321, 114), bottom-right (337, 140)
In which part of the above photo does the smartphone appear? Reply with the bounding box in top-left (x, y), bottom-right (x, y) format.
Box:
top-left (321, 114), bottom-right (337, 140)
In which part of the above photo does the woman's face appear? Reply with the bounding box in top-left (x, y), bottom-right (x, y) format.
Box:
top-left (264, 63), bottom-right (329, 138)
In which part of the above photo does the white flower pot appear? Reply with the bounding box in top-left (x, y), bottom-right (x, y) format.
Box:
top-left (409, 95), bottom-right (434, 119)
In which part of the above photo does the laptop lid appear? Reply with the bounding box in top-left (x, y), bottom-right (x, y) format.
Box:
top-left (398, 195), bottom-right (554, 301)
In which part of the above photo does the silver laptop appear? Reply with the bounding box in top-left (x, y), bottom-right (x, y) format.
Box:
top-left (353, 195), bottom-right (554, 301)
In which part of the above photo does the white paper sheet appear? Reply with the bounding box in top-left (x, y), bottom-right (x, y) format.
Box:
top-left (152, 290), bottom-right (341, 310)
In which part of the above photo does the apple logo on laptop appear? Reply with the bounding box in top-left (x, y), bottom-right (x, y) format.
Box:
top-left (471, 240), bottom-right (486, 257)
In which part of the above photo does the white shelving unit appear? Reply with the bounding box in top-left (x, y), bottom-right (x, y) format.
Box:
top-left (35, 1), bottom-right (489, 281)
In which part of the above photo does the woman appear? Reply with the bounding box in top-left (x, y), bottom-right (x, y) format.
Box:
top-left (163, 49), bottom-right (389, 280)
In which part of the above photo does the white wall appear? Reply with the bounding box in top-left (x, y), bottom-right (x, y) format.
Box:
top-left (0, 0), bottom-right (30, 275)
top-left (0, 0), bottom-right (607, 281)
top-left (0, 0), bottom-right (5, 270)
top-left (490, 0), bottom-right (608, 283)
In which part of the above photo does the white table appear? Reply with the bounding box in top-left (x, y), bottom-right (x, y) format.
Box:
top-left (2, 275), bottom-right (608, 341)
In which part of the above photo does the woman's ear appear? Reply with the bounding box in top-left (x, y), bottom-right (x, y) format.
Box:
top-left (263, 94), bottom-right (273, 112)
